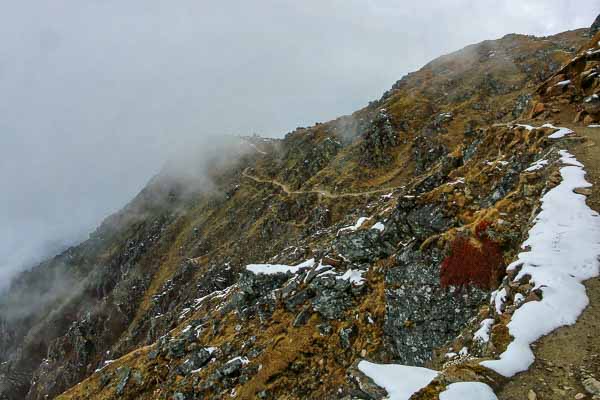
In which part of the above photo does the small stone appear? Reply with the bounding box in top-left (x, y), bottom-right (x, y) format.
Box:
top-left (583, 95), bottom-right (600, 115)
top-left (583, 377), bottom-right (600, 395)
top-left (530, 102), bottom-right (546, 118)
top-left (576, 393), bottom-right (587, 399)
top-left (528, 389), bottom-right (537, 400)
top-left (338, 326), bottom-right (357, 349)
top-left (219, 357), bottom-right (247, 377)
top-left (115, 367), bottom-right (131, 396)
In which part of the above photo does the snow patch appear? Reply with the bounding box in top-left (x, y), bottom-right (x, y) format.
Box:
top-left (372, 222), bottom-right (385, 232)
top-left (337, 269), bottom-right (366, 285)
top-left (226, 356), bottom-right (250, 365)
top-left (524, 159), bottom-right (548, 172)
top-left (542, 123), bottom-right (574, 139)
top-left (514, 293), bottom-right (525, 306)
top-left (357, 361), bottom-right (438, 400)
top-left (94, 359), bottom-right (115, 373)
top-left (516, 124), bottom-right (534, 131)
top-left (338, 217), bottom-right (370, 234)
top-left (481, 150), bottom-right (600, 377)
top-left (493, 288), bottom-right (507, 314)
top-left (246, 259), bottom-right (315, 275)
top-left (439, 382), bottom-right (498, 400)
top-left (474, 319), bottom-right (494, 343)
top-left (554, 79), bottom-right (571, 87)
top-left (514, 123), bottom-right (574, 139)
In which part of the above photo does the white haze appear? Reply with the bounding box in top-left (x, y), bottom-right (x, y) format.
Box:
top-left (0, 0), bottom-right (596, 291)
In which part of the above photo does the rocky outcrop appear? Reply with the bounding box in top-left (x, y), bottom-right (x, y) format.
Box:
top-left (591, 13), bottom-right (600, 36)
top-left (384, 245), bottom-right (487, 365)
top-left (359, 109), bottom-right (399, 167)
top-left (413, 135), bottom-right (448, 175)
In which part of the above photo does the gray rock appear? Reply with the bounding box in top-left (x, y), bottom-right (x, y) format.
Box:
top-left (463, 137), bottom-right (483, 162)
top-left (512, 94), bottom-right (532, 118)
top-left (167, 339), bottom-right (187, 359)
top-left (413, 135), bottom-right (447, 175)
top-left (285, 289), bottom-right (313, 312)
top-left (583, 94), bottom-right (600, 115)
top-left (317, 323), bottom-right (333, 336)
top-left (383, 245), bottom-right (488, 365)
top-left (339, 326), bottom-right (358, 349)
top-left (334, 230), bottom-right (393, 263)
top-left (99, 372), bottom-right (112, 388)
top-left (178, 348), bottom-right (213, 375)
top-left (258, 390), bottom-right (269, 399)
top-left (115, 367), bottom-right (131, 396)
top-left (583, 377), bottom-right (600, 396)
top-left (591, 13), bottom-right (600, 36)
top-left (482, 169), bottom-right (518, 207)
top-left (406, 203), bottom-right (452, 240)
top-left (359, 109), bottom-right (399, 166)
top-left (310, 275), bottom-right (354, 320)
top-left (220, 358), bottom-right (245, 376)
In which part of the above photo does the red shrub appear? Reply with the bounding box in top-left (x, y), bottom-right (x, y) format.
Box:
top-left (440, 233), bottom-right (504, 290)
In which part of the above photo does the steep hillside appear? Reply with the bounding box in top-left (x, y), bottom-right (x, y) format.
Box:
top-left (1, 19), bottom-right (598, 400)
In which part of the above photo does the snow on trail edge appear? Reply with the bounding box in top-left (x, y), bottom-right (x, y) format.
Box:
top-left (357, 361), bottom-right (438, 400)
top-left (481, 150), bottom-right (600, 377)
top-left (439, 382), bottom-right (498, 400)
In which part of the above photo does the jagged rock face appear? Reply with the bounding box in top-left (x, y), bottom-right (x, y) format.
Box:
top-left (412, 135), bottom-right (448, 175)
top-left (391, 197), bottom-right (454, 241)
top-left (591, 13), bottom-right (600, 36)
top-left (534, 30), bottom-right (600, 124)
top-left (277, 130), bottom-right (342, 190)
top-left (0, 25), bottom-right (592, 400)
top-left (359, 109), bottom-right (399, 166)
top-left (383, 245), bottom-right (487, 365)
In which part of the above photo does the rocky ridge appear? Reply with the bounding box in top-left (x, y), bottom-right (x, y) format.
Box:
top-left (0, 17), bottom-right (598, 400)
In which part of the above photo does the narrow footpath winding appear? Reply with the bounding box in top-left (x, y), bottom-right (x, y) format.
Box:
top-left (242, 169), bottom-right (398, 198)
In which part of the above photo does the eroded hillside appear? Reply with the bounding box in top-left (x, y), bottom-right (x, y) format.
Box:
top-left (1, 20), bottom-right (598, 400)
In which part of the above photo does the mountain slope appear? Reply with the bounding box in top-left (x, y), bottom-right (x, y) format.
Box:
top-left (1, 20), bottom-right (598, 400)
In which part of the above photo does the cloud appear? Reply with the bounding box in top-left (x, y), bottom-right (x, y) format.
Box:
top-left (0, 0), bottom-right (596, 290)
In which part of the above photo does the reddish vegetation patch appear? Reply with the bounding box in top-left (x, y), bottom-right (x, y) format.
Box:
top-left (440, 221), bottom-right (504, 290)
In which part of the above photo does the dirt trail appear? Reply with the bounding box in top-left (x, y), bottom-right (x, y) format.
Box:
top-left (242, 169), bottom-right (398, 198)
top-left (497, 125), bottom-right (600, 400)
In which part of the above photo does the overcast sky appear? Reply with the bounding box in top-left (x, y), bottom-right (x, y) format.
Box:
top-left (0, 0), bottom-right (596, 290)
